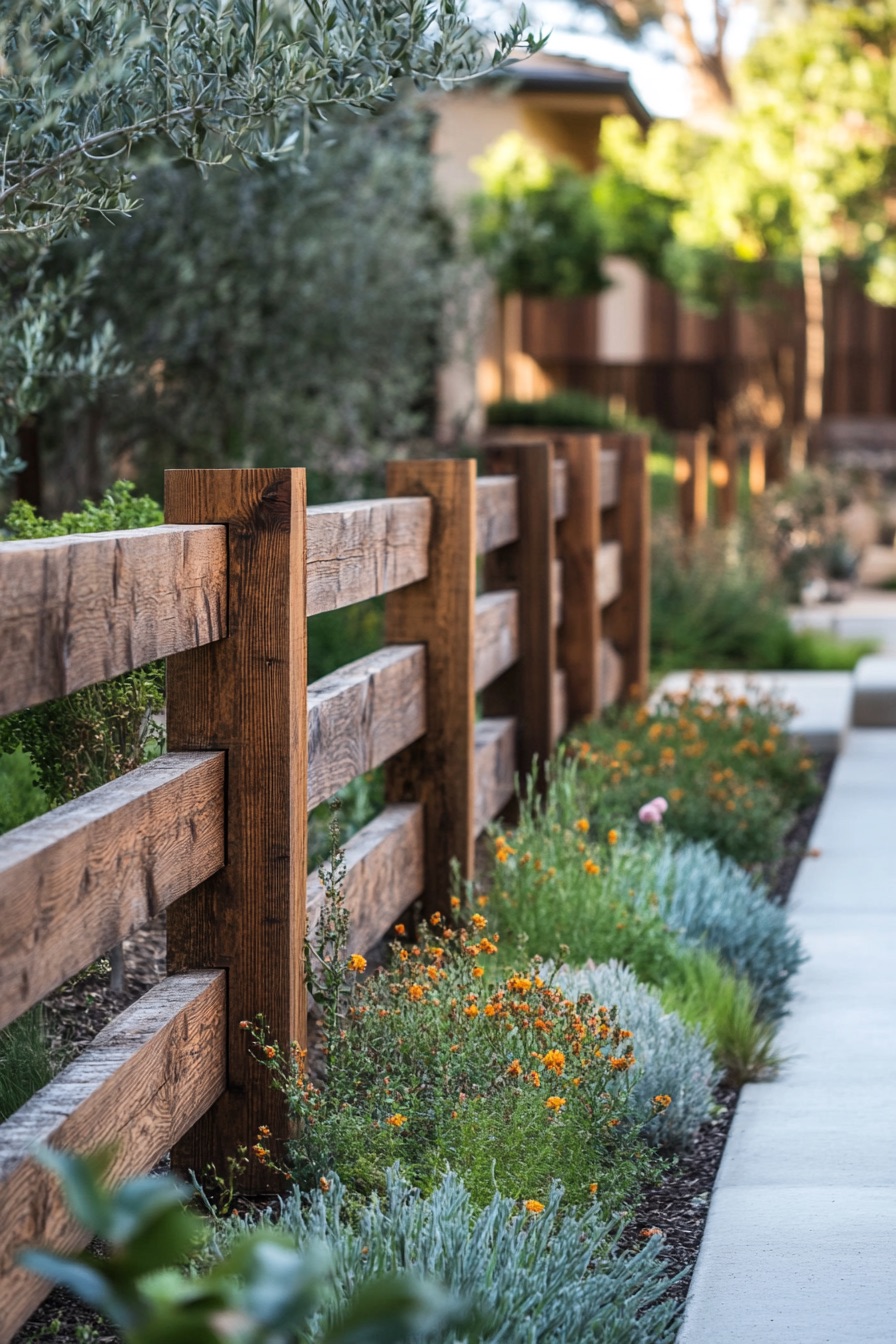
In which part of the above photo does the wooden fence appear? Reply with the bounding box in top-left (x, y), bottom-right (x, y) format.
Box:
top-left (673, 428), bottom-right (786, 535)
top-left (0, 434), bottom-right (649, 1339)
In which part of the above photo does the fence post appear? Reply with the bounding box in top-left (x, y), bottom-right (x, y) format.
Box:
top-left (385, 459), bottom-right (477, 917)
top-left (554, 433), bottom-right (602, 723)
top-left (483, 438), bottom-right (556, 792)
top-left (714, 430), bottom-right (739, 526)
top-left (165, 469), bottom-right (307, 1192)
top-left (603, 434), bottom-right (650, 699)
top-left (676, 430), bottom-right (709, 536)
top-left (749, 433), bottom-right (767, 495)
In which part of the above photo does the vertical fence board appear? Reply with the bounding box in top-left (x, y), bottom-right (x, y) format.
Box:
top-left (385, 460), bottom-right (477, 916)
top-left (603, 435), bottom-right (650, 699)
top-left (555, 434), bottom-right (602, 722)
top-left (749, 434), bottom-right (767, 494)
top-left (677, 430), bottom-right (709, 536)
top-left (483, 440), bottom-right (557, 792)
top-left (164, 469), bottom-right (307, 1190)
top-left (715, 431), bottom-right (739, 526)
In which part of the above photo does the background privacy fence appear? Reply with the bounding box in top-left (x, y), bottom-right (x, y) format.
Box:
top-left (0, 433), bottom-right (648, 1339)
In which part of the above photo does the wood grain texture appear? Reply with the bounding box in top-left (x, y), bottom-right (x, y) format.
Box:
top-left (307, 645), bottom-right (426, 810)
top-left (602, 436), bottom-right (650, 700)
top-left (552, 458), bottom-right (568, 520)
top-left (677, 430), bottom-right (709, 536)
top-left (0, 525), bottom-right (226, 716)
top-left (552, 669), bottom-right (568, 745)
top-left (306, 497), bottom-right (431, 615)
top-left (165, 469), bottom-right (306, 1190)
top-left (0, 972), bottom-right (225, 1344)
top-left (0, 752), bottom-right (224, 1030)
top-left (474, 717), bottom-right (516, 835)
top-left (306, 804), bottom-right (424, 955)
top-left (474, 590), bottom-right (519, 694)
top-left (483, 440), bottom-right (557, 796)
top-left (597, 541), bottom-right (623, 608)
top-left (600, 450), bottom-right (620, 510)
top-left (475, 475), bottom-right (518, 554)
top-left (385, 460), bottom-right (477, 913)
top-left (555, 435), bottom-right (602, 724)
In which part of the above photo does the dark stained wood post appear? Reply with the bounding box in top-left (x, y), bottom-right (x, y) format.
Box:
top-left (676, 430), bottom-right (709, 536)
top-left (165, 469), bottom-right (307, 1191)
top-left (385, 459), bottom-right (477, 917)
top-left (714, 430), bottom-right (739, 526)
top-left (483, 439), bottom-right (556, 792)
top-left (554, 433), bottom-right (602, 723)
top-left (603, 434), bottom-right (650, 700)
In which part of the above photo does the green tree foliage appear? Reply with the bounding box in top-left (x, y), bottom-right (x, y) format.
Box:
top-left (0, 0), bottom-right (541, 480)
top-left (45, 106), bottom-right (461, 500)
top-left (469, 132), bottom-right (606, 296)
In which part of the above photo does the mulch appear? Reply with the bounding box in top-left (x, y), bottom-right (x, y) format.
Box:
top-left (13, 759), bottom-right (833, 1339)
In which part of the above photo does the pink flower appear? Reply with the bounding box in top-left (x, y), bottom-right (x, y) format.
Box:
top-left (638, 796), bottom-right (668, 825)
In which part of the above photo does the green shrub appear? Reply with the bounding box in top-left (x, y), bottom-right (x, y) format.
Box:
top-left (650, 839), bottom-right (805, 1021)
top-left (661, 950), bottom-right (780, 1087)
top-left (485, 390), bottom-right (673, 454)
top-left (0, 1006), bottom-right (54, 1122)
top-left (553, 960), bottom-right (718, 1150)
top-left (573, 681), bottom-right (819, 865)
top-left (781, 627), bottom-right (879, 671)
top-left (0, 746), bottom-right (47, 835)
top-left (250, 831), bottom-right (661, 1216)
top-left (25, 1150), bottom-right (461, 1344)
top-left (230, 1167), bottom-right (682, 1344)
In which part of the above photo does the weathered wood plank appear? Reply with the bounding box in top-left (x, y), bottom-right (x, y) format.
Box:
top-left (165, 469), bottom-right (307, 1190)
top-left (475, 475), bottom-right (518, 554)
top-left (306, 497), bottom-right (431, 616)
top-left (484, 440), bottom-right (556, 797)
top-left (307, 804), bottom-right (424, 954)
top-left (597, 540), bottom-right (623, 608)
top-left (0, 753), bottom-right (224, 1031)
top-left (602, 436), bottom-right (650, 699)
top-left (553, 457), bottom-right (568, 520)
top-left (474, 717), bottom-right (517, 836)
top-left (556, 435), bottom-right (602, 723)
top-left (0, 525), bottom-right (226, 717)
top-left (552, 669), bottom-right (568, 745)
top-left (600, 450), bottom-right (620, 510)
top-left (386, 460), bottom-right (477, 913)
top-left (474, 591), bottom-right (519, 694)
top-left (0, 972), bottom-right (226, 1344)
top-left (307, 646), bottom-right (426, 811)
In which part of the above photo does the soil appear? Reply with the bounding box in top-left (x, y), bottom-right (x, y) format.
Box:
top-left (13, 761), bottom-right (833, 1340)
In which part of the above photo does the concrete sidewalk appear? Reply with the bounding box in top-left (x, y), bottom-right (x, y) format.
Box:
top-left (676, 729), bottom-right (896, 1344)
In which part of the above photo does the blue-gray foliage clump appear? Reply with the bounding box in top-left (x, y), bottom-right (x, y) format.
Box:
top-left (654, 839), bottom-right (805, 1021)
top-left (227, 1167), bottom-right (681, 1344)
top-left (554, 960), bottom-right (718, 1149)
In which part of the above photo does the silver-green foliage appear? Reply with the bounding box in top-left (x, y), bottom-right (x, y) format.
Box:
top-left (224, 1166), bottom-right (682, 1344)
top-left (552, 960), bottom-right (718, 1150)
top-left (0, 0), bottom-right (540, 241)
top-left (651, 838), bottom-right (805, 1022)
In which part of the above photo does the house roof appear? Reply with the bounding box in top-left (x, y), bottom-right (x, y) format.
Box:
top-left (491, 53), bottom-right (652, 129)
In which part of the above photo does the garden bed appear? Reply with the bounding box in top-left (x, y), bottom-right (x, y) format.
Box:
top-left (13, 685), bottom-right (825, 1343)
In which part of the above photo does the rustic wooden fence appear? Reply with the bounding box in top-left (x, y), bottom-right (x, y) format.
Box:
top-left (674, 427), bottom-right (785, 535)
top-left (0, 434), bottom-right (648, 1339)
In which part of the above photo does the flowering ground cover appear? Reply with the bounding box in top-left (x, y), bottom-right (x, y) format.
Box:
top-left (18, 686), bottom-right (817, 1343)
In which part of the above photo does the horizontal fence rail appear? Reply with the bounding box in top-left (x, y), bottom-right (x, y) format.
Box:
top-left (306, 497), bottom-right (431, 615)
top-left (0, 525), bottom-right (227, 716)
top-left (0, 435), bottom-right (649, 1340)
top-left (0, 752), bottom-right (225, 1031)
